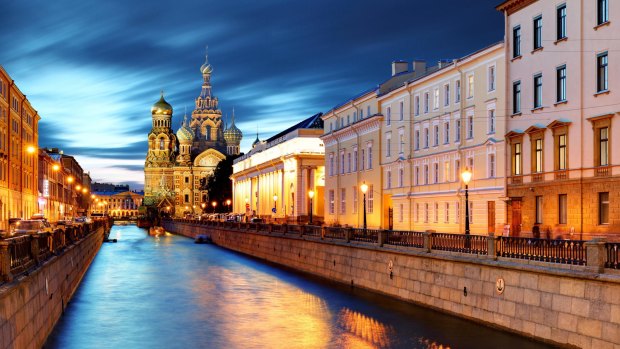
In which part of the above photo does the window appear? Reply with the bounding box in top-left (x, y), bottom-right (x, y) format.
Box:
top-left (599, 127), bottom-right (609, 166)
top-left (535, 139), bottom-right (543, 172)
top-left (444, 84), bottom-right (450, 106)
top-left (467, 75), bottom-right (474, 99)
top-left (434, 125), bottom-right (439, 146)
top-left (415, 203), bottom-right (419, 222)
top-left (386, 134), bottom-right (391, 157)
top-left (558, 194), bottom-right (567, 224)
top-left (597, 52), bottom-right (608, 92)
top-left (599, 192), bottom-right (609, 224)
top-left (424, 203), bottom-right (429, 223)
top-left (455, 80), bottom-right (461, 102)
top-left (444, 161), bottom-right (451, 182)
top-left (159, 138), bottom-right (165, 150)
top-left (434, 163), bottom-right (439, 183)
top-left (488, 65), bottom-right (496, 91)
top-left (415, 130), bottom-right (420, 150)
top-left (414, 96), bottom-right (420, 116)
top-left (387, 170), bottom-right (392, 189)
top-left (558, 134), bottom-right (567, 170)
top-left (399, 132), bottom-right (404, 154)
top-left (535, 196), bottom-right (543, 224)
top-left (434, 203), bottom-right (439, 222)
top-left (513, 81), bottom-right (522, 114)
top-left (513, 143), bottom-right (522, 175)
top-left (415, 166), bottom-right (420, 185)
top-left (353, 187), bottom-right (358, 214)
top-left (488, 109), bottom-right (495, 134)
top-left (445, 203), bottom-right (450, 223)
top-left (455, 202), bottom-right (460, 223)
top-left (424, 93), bottom-right (429, 113)
top-left (557, 4), bottom-right (567, 40)
top-left (340, 151), bottom-right (345, 174)
top-left (489, 154), bottom-right (496, 178)
top-left (444, 122), bottom-right (450, 144)
top-left (433, 88), bottom-right (439, 109)
top-left (386, 107), bottom-right (391, 125)
top-left (340, 189), bottom-right (346, 214)
top-left (399, 204), bottom-right (404, 223)
top-left (598, 0), bottom-right (609, 25)
top-left (353, 112), bottom-right (357, 122)
top-left (367, 106), bottom-right (371, 116)
top-left (361, 149), bottom-right (365, 171)
top-left (399, 168), bottom-right (404, 187)
top-left (360, 109), bottom-right (364, 119)
top-left (399, 102), bottom-right (404, 121)
top-left (534, 16), bottom-right (543, 50)
top-left (329, 190), bottom-right (335, 214)
top-left (424, 128), bottom-right (429, 148)
top-left (424, 165), bottom-right (429, 184)
top-left (184, 194), bottom-right (189, 203)
top-left (347, 153), bottom-right (351, 173)
top-left (467, 115), bottom-right (474, 139)
top-left (534, 74), bottom-right (543, 108)
top-left (513, 26), bottom-right (521, 57)
top-left (557, 65), bottom-right (567, 102)
top-left (367, 144), bottom-right (373, 169)
top-left (329, 154), bottom-right (334, 176)
top-left (455, 119), bottom-right (461, 142)
top-left (368, 185), bottom-right (374, 213)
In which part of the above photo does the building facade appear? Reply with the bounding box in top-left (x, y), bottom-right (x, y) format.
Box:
top-left (498, 0), bottom-right (619, 239)
top-left (92, 190), bottom-right (143, 218)
top-left (232, 113), bottom-right (324, 223)
top-left (38, 150), bottom-right (76, 221)
top-left (44, 148), bottom-right (91, 216)
top-left (0, 65), bottom-right (39, 228)
top-left (143, 52), bottom-right (243, 216)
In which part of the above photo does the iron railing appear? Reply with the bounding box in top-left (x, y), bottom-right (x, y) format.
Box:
top-left (303, 225), bottom-right (322, 237)
top-left (385, 230), bottom-right (424, 248)
top-left (497, 237), bottom-right (586, 265)
top-left (323, 226), bottom-right (346, 240)
top-left (351, 228), bottom-right (379, 243)
top-left (605, 243), bottom-right (619, 269)
top-left (431, 233), bottom-right (488, 255)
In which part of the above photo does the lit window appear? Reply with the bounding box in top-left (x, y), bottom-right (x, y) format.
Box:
top-left (534, 74), bottom-right (543, 108)
top-left (513, 81), bottom-right (521, 114)
top-left (513, 26), bottom-right (521, 58)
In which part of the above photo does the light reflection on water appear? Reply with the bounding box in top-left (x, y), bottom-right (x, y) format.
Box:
top-left (44, 225), bottom-right (555, 349)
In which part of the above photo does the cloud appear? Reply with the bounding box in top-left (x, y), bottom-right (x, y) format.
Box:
top-left (1, 0), bottom-right (504, 189)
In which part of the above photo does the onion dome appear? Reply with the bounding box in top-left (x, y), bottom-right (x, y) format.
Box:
top-left (151, 91), bottom-right (173, 115)
top-left (176, 115), bottom-right (194, 142)
top-left (224, 110), bottom-right (243, 144)
top-left (200, 50), bottom-right (213, 75)
top-left (252, 133), bottom-right (260, 148)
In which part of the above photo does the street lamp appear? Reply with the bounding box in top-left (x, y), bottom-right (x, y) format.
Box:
top-left (52, 163), bottom-right (60, 172)
top-left (308, 190), bottom-right (315, 225)
top-left (201, 202), bottom-right (206, 213)
top-left (360, 182), bottom-right (369, 231)
top-left (67, 176), bottom-right (74, 184)
top-left (212, 201), bottom-right (217, 213)
top-left (226, 199), bottom-right (231, 213)
top-left (192, 205), bottom-right (196, 214)
top-left (461, 167), bottom-right (472, 248)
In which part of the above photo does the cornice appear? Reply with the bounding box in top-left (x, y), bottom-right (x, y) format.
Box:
top-left (496, 0), bottom-right (538, 15)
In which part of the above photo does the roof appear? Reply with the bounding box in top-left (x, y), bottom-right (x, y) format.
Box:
top-left (264, 112), bottom-right (324, 143)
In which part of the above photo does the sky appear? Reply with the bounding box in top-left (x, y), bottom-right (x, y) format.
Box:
top-left (0, 0), bottom-right (504, 190)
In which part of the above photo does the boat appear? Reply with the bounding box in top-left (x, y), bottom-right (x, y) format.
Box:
top-left (194, 234), bottom-right (212, 244)
top-left (148, 226), bottom-right (165, 236)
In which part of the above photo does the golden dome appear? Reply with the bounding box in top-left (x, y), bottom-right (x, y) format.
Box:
top-left (151, 92), bottom-right (173, 115)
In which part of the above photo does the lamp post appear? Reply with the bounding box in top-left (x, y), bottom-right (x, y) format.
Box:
top-left (226, 199), bottom-right (231, 213)
top-left (245, 197), bottom-right (249, 222)
top-left (212, 201), bottom-right (217, 214)
top-left (201, 202), bottom-right (206, 213)
top-left (360, 182), bottom-right (368, 231)
top-left (308, 190), bottom-right (315, 225)
top-left (461, 167), bottom-right (473, 249)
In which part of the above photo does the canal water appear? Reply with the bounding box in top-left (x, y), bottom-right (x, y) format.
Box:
top-left (44, 225), bottom-right (556, 349)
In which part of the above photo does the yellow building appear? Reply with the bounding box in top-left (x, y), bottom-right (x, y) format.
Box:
top-left (232, 113), bottom-right (325, 223)
top-left (38, 150), bottom-right (77, 221)
top-left (0, 65), bottom-right (40, 229)
top-left (92, 190), bottom-right (143, 218)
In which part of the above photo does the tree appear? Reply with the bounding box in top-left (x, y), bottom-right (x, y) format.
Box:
top-left (204, 155), bottom-right (240, 212)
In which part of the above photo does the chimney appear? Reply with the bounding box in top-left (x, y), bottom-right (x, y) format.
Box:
top-left (412, 60), bottom-right (426, 74)
top-left (437, 59), bottom-right (452, 69)
top-left (391, 60), bottom-right (408, 76)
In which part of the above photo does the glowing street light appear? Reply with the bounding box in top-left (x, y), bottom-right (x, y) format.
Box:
top-left (226, 199), bottom-right (231, 213)
top-left (52, 164), bottom-right (60, 171)
top-left (461, 167), bottom-right (473, 248)
top-left (67, 176), bottom-right (74, 183)
top-left (308, 190), bottom-right (315, 225)
top-left (360, 182), bottom-right (369, 231)
top-left (211, 201), bottom-right (217, 213)
top-left (26, 145), bottom-right (36, 154)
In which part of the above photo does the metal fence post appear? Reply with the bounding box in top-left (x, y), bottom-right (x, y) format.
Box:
top-left (585, 238), bottom-right (607, 273)
top-left (423, 232), bottom-right (431, 253)
top-left (378, 230), bottom-right (386, 247)
top-left (300, 225), bottom-right (305, 237)
top-left (0, 241), bottom-right (12, 282)
top-left (321, 226), bottom-right (326, 240)
top-left (30, 235), bottom-right (39, 265)
top-left (346, 228), bottom-right (352, 243)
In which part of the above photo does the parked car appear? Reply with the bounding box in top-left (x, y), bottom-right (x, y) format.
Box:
top-left (14, 220), bottom-right (53, 235)
top-left (55, 219), bottom-right (74, 230)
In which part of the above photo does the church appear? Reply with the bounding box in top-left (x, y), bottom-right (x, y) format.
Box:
top-left (143, 52), bottom-right (242, 216)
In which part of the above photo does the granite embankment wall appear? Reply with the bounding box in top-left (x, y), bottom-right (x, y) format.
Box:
top-left (0, 227), bottom-right (105, 349)
top-left (164, 221), bottom-right (620, 349)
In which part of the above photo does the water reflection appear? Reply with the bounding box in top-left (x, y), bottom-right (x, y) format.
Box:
top-left (44, 225), bottom-right (556, 349)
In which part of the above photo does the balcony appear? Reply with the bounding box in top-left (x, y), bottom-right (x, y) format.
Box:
top-left (554, 170), bottom-right (568, 180)
top-left (595, 166), bottom-right (610, 177)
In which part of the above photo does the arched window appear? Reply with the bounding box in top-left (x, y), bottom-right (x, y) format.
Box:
top-left (159, 138), bottom-right (165, 150)
top-left (206, 126), bottom-right (211, 141)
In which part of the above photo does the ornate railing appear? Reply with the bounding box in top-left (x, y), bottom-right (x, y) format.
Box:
top-left (34, 233), bottom-right (52, 261)
top-left (6, 235), bottom-right (36, 277)
top-left (385, 230), bottom-right (424, 248)
top-left (323, 226), bottom-right (346, 240)
top-left (605, 243), bottom-right (619, 269)
top-left (497, 237), bottom-right (586, 265)
top-left (288, 224), bottom-right (301, 234)
top-left (595, 166), bottom-right (610, 177)
top-left (303, 225), bottom-right (322, 237)
top-left (431, 233), bottom-right (488, 255)
top-left (351, 228), bottom-right (379, 243)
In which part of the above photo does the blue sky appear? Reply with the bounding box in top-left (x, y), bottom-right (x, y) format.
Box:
top-left (1, 0), bottom-right (503, 189)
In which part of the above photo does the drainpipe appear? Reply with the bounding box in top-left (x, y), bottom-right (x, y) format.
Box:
top-left (7, 79), bottom-right (14, 225)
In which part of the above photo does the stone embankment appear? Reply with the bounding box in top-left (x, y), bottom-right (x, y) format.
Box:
top-left (0, 220), bottom-right (110, 349)
top-left (164, 219), bottom-right (620, 349)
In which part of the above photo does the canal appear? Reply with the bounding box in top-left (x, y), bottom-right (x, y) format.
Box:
top-left (44, 224), bottom-right (556, 349)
